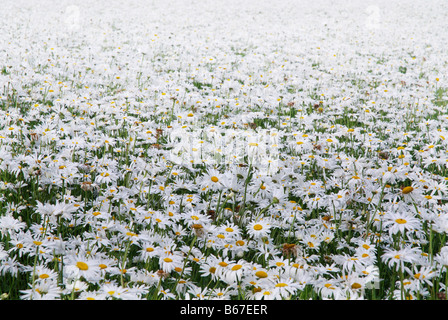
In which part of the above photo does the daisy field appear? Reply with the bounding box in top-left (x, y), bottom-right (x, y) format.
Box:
top-left (1, 0), bottom-right (448, 300)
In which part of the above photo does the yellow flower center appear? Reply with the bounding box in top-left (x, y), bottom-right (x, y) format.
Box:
top-left (402, 186), bottom-right (414, 194)
top-left (276, 262), bottom-right (285, 267)
top-left (211, 176), bottom-right (219, 183)
top-left (76, 261), bottom-right (89, 271)
top-left (209, 267), bottom-right (216, 273)
top-left (255, 271), bottom-right (268, 278)
top-left (351, 283), bottom-right (362, 289)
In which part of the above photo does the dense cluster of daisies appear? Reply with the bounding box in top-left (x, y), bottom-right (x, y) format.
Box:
top-left (1, 0), bottom-right (448, 300)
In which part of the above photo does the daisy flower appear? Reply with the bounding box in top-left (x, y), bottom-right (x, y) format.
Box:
top-left (434, 246), bottom-right (448, 268)
top-left (0, 214), bottom-right (26, 237)
top-left (0, 256), bottom-right (22, 277)
top-left (252, 287), bottom-right (282, 300)
top-left (332, 254), bottom-right (365, 273)
top-left (95, 170), bottom-right (118, 185)
top-left (158, 287), bottom-right (176, 300)
top-left (136, 241), bottom-right (162, 261)
top-left (246, 218), bottom-right (272, 239)
top-left (382, 210), bottom-right (421, 236)
top-left (301, 234), bottom-right (321, 251)
top-left (183, 283), bottom-right (208, 300)
top-left (100, 283), bottom-right (138, 300)
top-left (77, 292), bottom-right (107, 300)
top-left (406, 265), bottom-right (437, 287)
top-left (35, 200), bottom-right (78, 223)
top-left (209, 287), bottom-right (238, 300)
top-left (219, 221), bottom-right (241, 238)
top-left (20, 280), bottom-right (62, 300)
top-left (220, 259), bottom-right (251, 284)
top-left (315, 277), bottom-right (343, 299)
top-left (158, 251), bottom-right (184, 273)
top-left (25, 264), bottom-right (58, 283)
top-left (63, 278), bottom-right (89, 295)
top-left (381, 246), bottom-right (421, 271)
top-left (181, 210), bottom-right (212, 227)
top-left (272, 277), bottom-right (303, 298)
top-left (226, 238), bottom-right (251, 258)
top-left (200, 168), bottom-right (225, 191)
top-left (64, 253), bottom-right (101, 282)
top-left (268, 256), bottom-right (290, 271)
top-left (198, 260), bottom-right (220, 281)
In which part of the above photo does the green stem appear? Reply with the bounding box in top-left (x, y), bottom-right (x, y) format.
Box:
top-left (364, 181), bottom-right (386, 240)
top-left (174, 235), bottom-right (197, 298)
top-left (120, 240), bottom-right (132, 287)
top-left (239, 164), bottom-right (252, 225)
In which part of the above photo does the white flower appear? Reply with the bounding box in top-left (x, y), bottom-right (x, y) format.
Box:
top-left (63, 254), bottom-right (102, 282)
top-left (158, 252), bottom-right (183, 273)
top-left (220, 260), bottom-right (251, 284)
top-left (381, 246), bottom-right (421, 271)
top-left (0, 215), bottom-right (26, 236)
top-left (35, 200), bottom-right (78, 222)
top-left (382, 210), bottom-right (421, 236)
top-left (20, 280), bottom-right (62, 300)
top-left (246, 219), bottom-right (272, 239)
